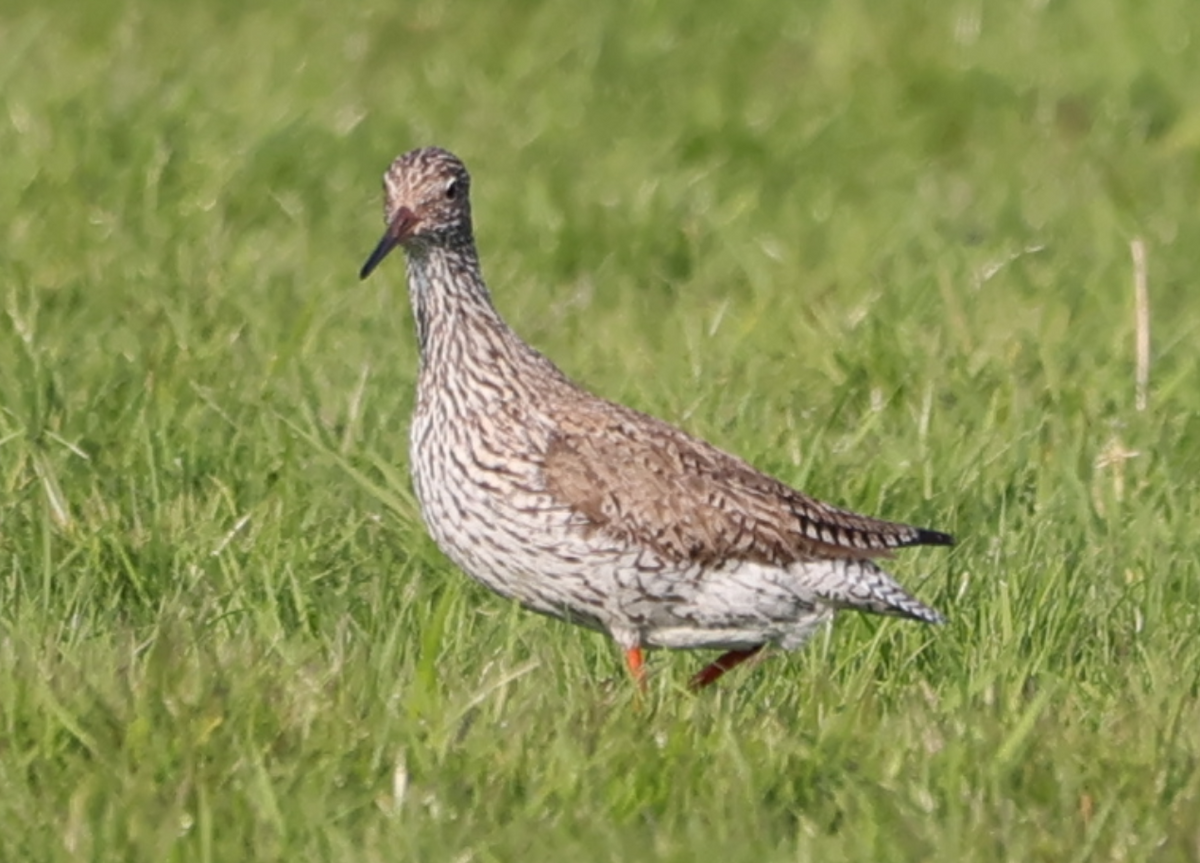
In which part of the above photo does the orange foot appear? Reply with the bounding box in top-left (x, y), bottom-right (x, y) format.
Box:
top-left (625, 646), bottom-right (647, 692)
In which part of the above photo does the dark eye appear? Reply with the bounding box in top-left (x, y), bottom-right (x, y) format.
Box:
top-left (445, 180), bottom-right (459, 200)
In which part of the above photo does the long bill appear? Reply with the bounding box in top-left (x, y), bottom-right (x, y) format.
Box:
top-left (359, 206), bottom-right (419, 279)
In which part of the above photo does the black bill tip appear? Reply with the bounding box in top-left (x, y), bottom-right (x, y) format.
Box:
top-left (359, 231), bottom-right (398, 280)
top-left (359, 207), bottom-right (419, 280)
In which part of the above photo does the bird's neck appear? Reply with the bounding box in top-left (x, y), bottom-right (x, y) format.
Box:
top-left (402, 241), bottom-right (570, 411)
top-left (404, 241), bottom-right (503, 352)
top-left (403, 239), bottom-right (552, 391)
top-left (402, 239), bottom-right (575, 421)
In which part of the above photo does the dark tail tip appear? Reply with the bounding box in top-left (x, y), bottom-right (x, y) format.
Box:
top-left (914, 528), bottom-right (955, 547)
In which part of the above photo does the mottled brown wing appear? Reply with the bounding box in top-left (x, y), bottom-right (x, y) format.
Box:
top-left (543, 399), bottom-right (952, 567)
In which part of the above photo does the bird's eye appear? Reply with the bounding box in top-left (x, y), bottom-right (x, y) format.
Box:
top-left (445, 180), bottom-right (459, 200)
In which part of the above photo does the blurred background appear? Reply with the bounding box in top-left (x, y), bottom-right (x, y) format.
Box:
top-left (1, 0), bottom-right (1198, 859)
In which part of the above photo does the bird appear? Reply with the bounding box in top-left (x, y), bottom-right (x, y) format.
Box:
top-left (359, 146), bottom-right (953, 690)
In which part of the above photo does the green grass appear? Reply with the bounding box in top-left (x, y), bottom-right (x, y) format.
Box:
top-left (3, 0), bottom-right (1200, 859)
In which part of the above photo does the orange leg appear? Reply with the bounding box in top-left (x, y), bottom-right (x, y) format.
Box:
top-left (625, 646), bottom-right (647, 691)
top-left (689, 646), bottom-right (764, 691)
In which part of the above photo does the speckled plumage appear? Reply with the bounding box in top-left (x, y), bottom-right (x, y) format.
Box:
top-left (360, 146), bottom-right (953, 689)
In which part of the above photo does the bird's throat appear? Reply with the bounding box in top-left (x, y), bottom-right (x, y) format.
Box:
top-left (405, 243), bottom-right (501, 364)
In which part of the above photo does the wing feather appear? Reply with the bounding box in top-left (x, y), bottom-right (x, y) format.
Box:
top-left (542, 399), bottom-right (952, 567)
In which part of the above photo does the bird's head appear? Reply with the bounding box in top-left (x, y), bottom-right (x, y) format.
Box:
top-left (360, 147), bottom-right (473, 279)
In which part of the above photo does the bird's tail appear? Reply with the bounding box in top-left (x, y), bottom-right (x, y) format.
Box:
top-left (813, 559), bottom-right (945, 624)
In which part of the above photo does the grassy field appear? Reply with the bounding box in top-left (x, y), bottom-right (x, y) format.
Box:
top-left (3, 0), bottom-right (1200, 859)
